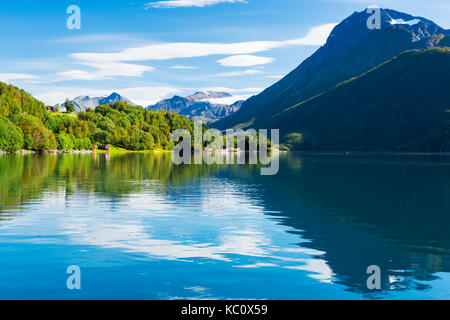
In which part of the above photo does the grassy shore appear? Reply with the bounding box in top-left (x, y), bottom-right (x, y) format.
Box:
top-left (0, 146), bottom-right (173, 154)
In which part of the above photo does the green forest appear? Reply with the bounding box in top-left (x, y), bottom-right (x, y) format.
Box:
top-left (0, 152), bottom-right (218, 212)
top-left (0, 82), bottom-right (194, 152)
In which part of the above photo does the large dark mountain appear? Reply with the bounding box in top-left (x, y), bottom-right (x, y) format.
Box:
top-left (439, 35), bottom-right (450, 47)
top-left (273, 48), bottom-right (450, 151)
top-left (214, 8), bottom-right (449, 130)
top-left (63, 92), bottom-right (135, 113)
top-left (148, 91), bottom-right (243, 122)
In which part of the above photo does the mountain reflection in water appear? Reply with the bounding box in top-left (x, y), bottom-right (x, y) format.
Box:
top-left (0, 152), bottom-right (448, 299)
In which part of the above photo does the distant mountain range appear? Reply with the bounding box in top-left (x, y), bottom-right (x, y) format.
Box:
top-left (147, 91), bottom-right (243, 123)
top-left (62, 92), bottom-right (134, 113)
top-left (62, 91), bottom-right (243, 122)
top-left (212, 8), bottom-right (450, 151)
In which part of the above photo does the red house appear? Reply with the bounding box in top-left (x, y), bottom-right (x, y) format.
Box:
top-left (97, 145), bottom-right (110, 151)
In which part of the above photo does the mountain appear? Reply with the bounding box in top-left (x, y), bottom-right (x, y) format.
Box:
top-left (439, 35), bottom-right (450, 47)
top-left (148, 91), bottom-right (243, 122)
top-left (214, 8), bottom-right (449, 130)
top-left (273, 48), bottom-right (450, 152)
top-left (63, 92), bottom-right (135, 113)
top-left (189, 91), bottom-right (232, 101)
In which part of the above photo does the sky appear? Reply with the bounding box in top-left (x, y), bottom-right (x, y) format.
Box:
top-left (0, 0), bottom-right (448, 107)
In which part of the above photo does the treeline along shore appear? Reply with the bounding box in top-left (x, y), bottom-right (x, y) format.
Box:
top-left (0, 82), bottom-right (194, 153)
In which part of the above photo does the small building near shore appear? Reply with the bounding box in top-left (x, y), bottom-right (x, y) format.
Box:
top-left (47, 104), bottom-right (67, 113)
top-left (97, 145), bottom-right (111, 151)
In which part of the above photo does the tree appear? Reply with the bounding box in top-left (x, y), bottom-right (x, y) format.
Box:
top-left (18, 114), bottom-right (57, 151)
top-left (0, 116), bottom-right (24, 152)
top-left (56, 132), bottom-right (73, 151)
top-left (0, 82), bottom-right (47, 120)
top-left (65, 99), bottom-right (75, 113)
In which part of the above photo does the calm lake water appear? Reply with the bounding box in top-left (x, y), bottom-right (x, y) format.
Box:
top-left (0, 152), bottom-right (449, 300)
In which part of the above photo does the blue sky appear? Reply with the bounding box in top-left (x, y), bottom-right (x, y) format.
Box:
top-left (0, 0), bottom-right (449, 106)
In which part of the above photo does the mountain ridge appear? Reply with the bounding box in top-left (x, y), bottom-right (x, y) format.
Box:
top-left (62, 92), bottom-right (135, 113)
top-left (274, 47), bottom-right (450, 151)
top-left (213, 8), bottom-right (449, 130)
top-left (148, 91), bottom-right (243, 122)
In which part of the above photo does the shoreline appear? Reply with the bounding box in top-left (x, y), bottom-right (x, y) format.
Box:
top-left (1, 150), bottom-right (449, 156)
top-left (0, 149), bottom-right (173, 155)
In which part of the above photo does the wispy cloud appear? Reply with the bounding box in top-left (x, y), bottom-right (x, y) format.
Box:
top-left (264, 75), bottom-right (284, 80)
top-left (199, 86), bottom-right (263, 93)
top-left (217, 55), bottom-right (274, 67)
top-left (146, 0), bottom-right (247, 9)
top-left (32, 23), bottom-right (336, 84)
top-left (48, 33), bottom-right (144, 44)
top-left (215, 69), bottom-right (262, 77)
top-left (0, 73), bottom-right (37, 82)
top-left (204, 95), bottom-right (250, 104)
top-left (170, 65), bottom-right (200, 69)
top-left (116, 86), bottom-right (182, 106)
top-left (70, 23), bottom-right (337, 63)
top-left (33, 87), bottom-right (112, 105)
top-left (56, 62), bottom-right (154, 81)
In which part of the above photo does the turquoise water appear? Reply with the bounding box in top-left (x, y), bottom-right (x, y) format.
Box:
top-left (0, 152), bottom-right (449, 300)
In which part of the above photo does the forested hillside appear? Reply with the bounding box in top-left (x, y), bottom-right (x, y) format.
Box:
top-left (0, 83), bottom-right (194, 152)
top-left (0, 82), bottom-right (48, 120)
top-left (275, 48), bottom-right (450, 152)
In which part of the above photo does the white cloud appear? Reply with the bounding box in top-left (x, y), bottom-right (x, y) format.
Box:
top-left (217, 55), bottom-right (275, 67)
top-left (215, 69), bottom-right (262, 77)
top-left (283, 23), bottom-right (338, 46)
top-left (235, 263), bottom-right (278, 269)
top-left (146, 0), bottom-right (247, 9)
top-left (284, 259), bottom-right (335, 283)
top-left (264, 75), bottom-right (284, 80)
top-left (200, 86), bottom-right (263, 93)
top-left (48, 33), bottom-right (144, 44)
top-left (51, 23), bottom-right (335, 82)
top-left (3, 58), bottom-right (68, 72)
top-left (204, 95), bottom-right (251, 105)
top-left (116, 86), bottom-right (181, 106)
top-left (170, 65), bottom-right (199, 69)
top-left (34, 87), bottom-right (110, 105)
top-left (17, 23), bottom-right (335, 84)
top-left (56, 70), bottom-right (99, 81)
top-left (56, 62), bottom-right (154, 81)
top-left (0, 73), bottom-right (37, 82)
top-left (4, 178), bottom-right (336, 285)
top-left (69, 23), bottom-right (337, 63)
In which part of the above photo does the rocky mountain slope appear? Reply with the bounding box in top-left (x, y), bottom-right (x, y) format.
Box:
top-left (148, 91), bottom-right (243, 122)
top-left (214, 8), bottom-right (449, 131)
top-left (63, 92), bottom-right (135, 113)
